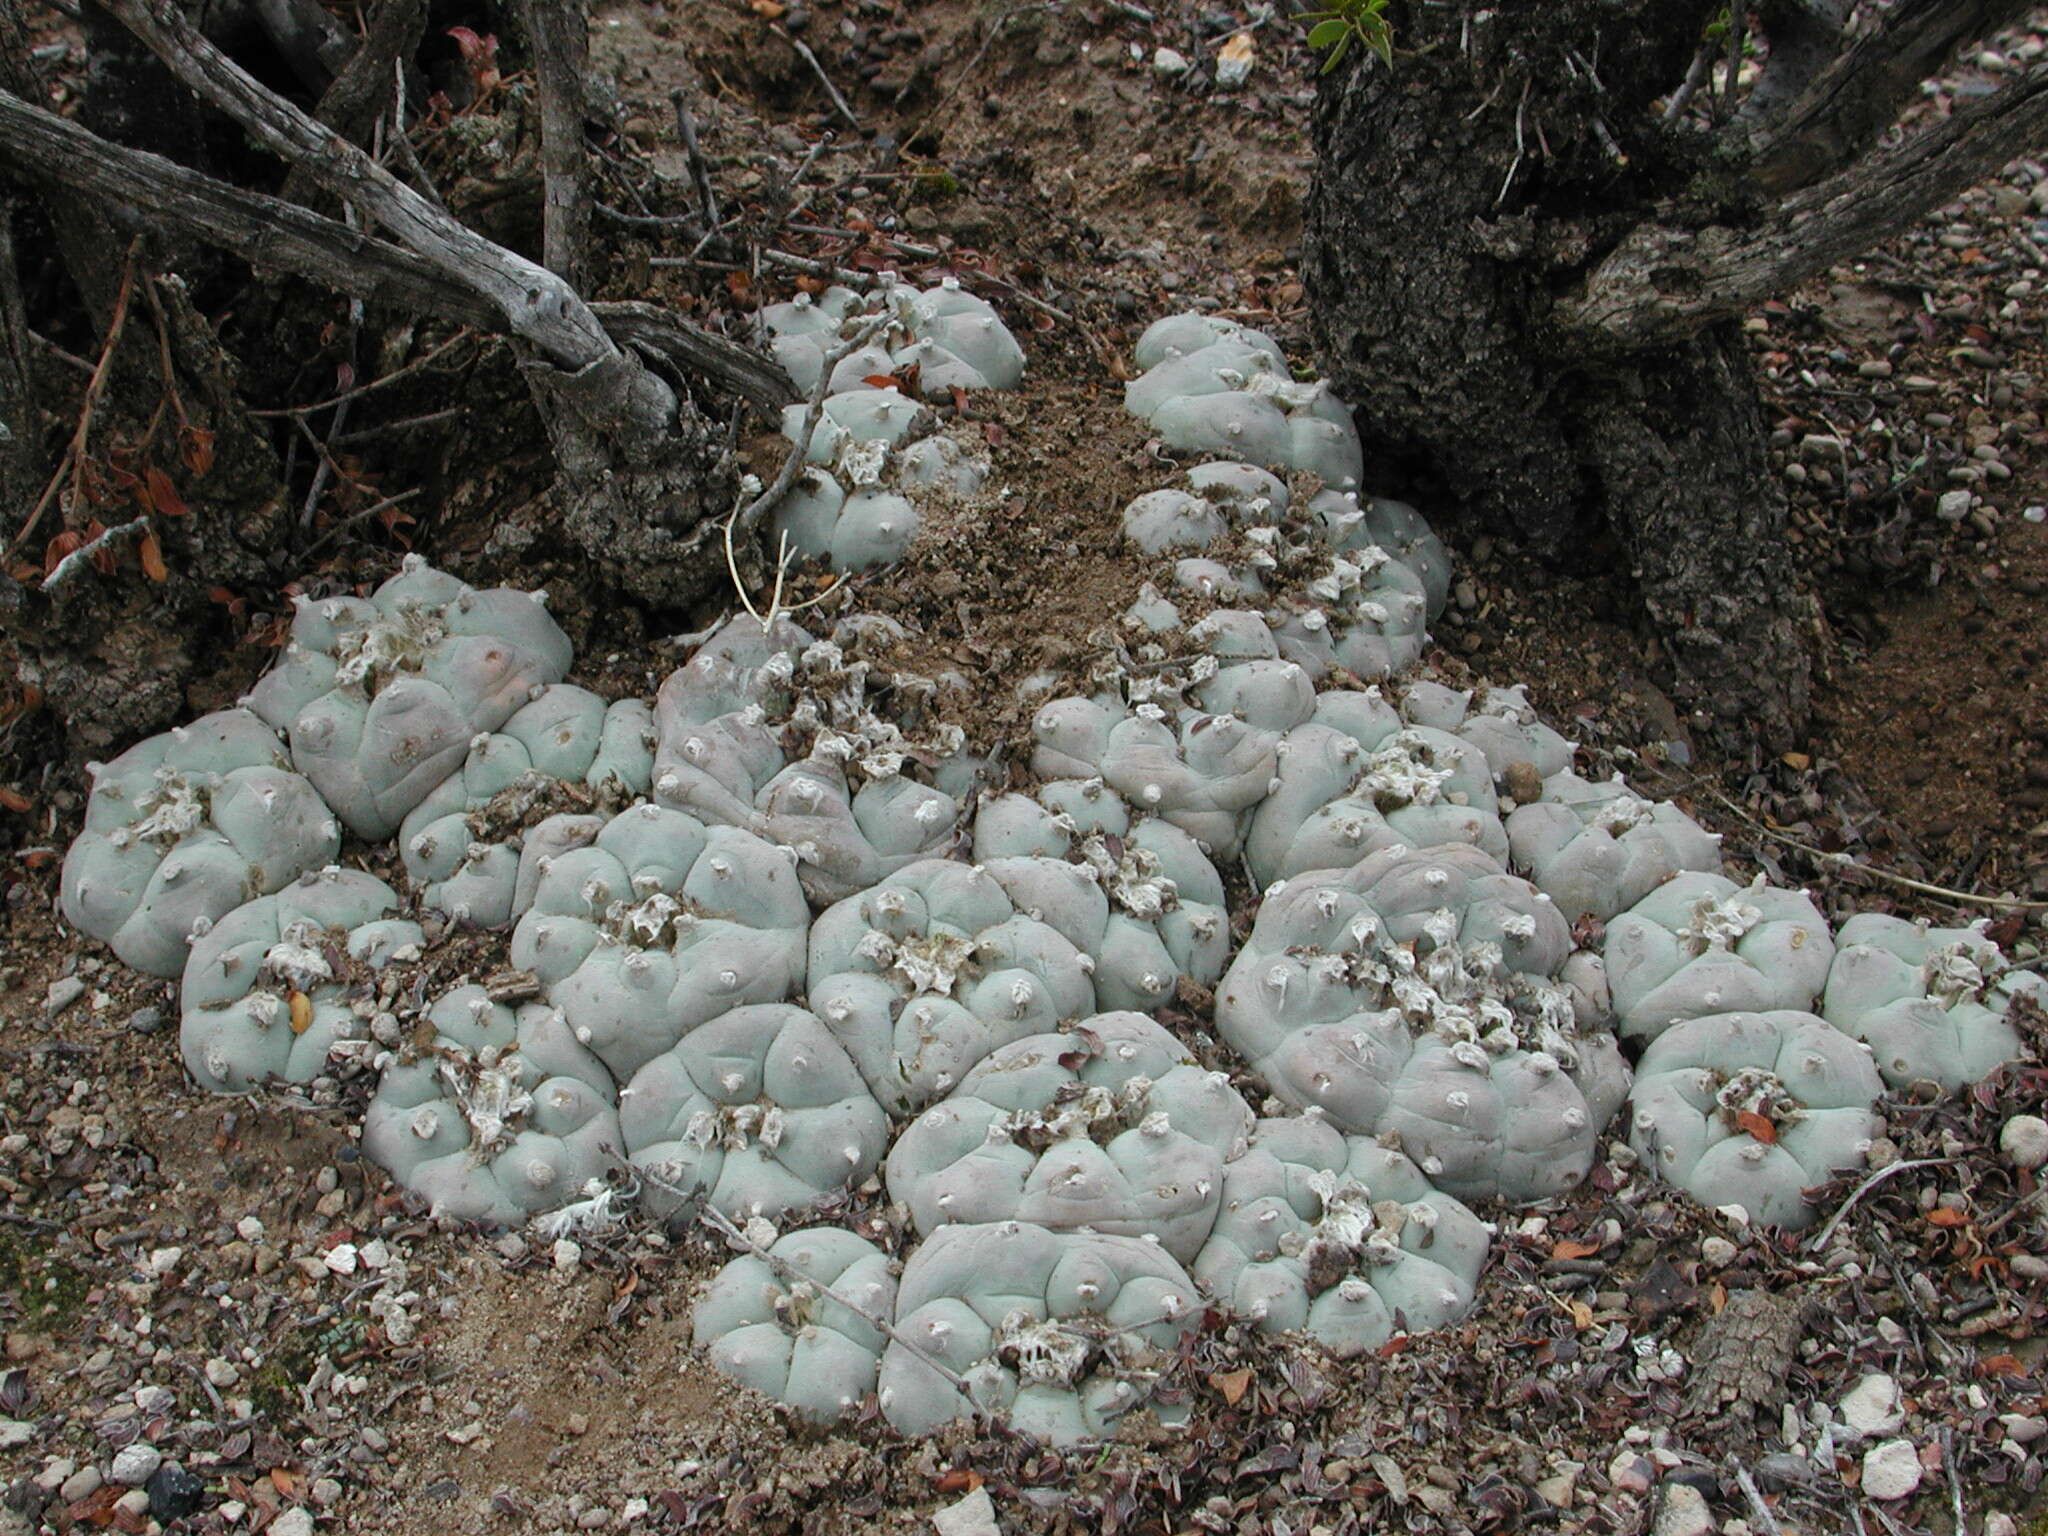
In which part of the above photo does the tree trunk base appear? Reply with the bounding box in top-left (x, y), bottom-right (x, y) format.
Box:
top-left (527, 360), bottom-right (738, 612)
top-left (1304, 2), bottom-right (1812, 753)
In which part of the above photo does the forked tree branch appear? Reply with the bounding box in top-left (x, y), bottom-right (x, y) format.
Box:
top-left (1563, 60), bottom-right (2048, 350)
top-left (95, 0), bottom-right (625, 376)
top-left (0, 90), bottom-right (798, 414)
top-left (1749, 0), bottom-right (2041, 192)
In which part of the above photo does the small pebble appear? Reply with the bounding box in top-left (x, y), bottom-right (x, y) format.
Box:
top-left (59, 1465), bottom-right (102, 1504)
top-left (2000, 1114), bottom-right (2048, 1169)
top-left (1839, 1373), bottom-right (1903, 1437)
top-left (1860, 1438), bottom-right (1921, 1501)
top-left (44, 976), bottom-right (85, 1015)
top-left (271, 1509), bottom-right (316, 1536)
top-left (127, 1006), bottom-right (164, 1035)
top-left (110, 1443), bottom-right (162, 1485)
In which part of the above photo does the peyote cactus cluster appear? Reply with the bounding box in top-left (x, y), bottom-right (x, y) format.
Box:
top-left (758, 277), bottom-right (1017, 570)
top-left (58, 307), bottom-right (2042, 1446)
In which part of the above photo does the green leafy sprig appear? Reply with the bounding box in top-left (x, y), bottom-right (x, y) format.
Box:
top-left (1301, 0), bottom-right (1395, 73)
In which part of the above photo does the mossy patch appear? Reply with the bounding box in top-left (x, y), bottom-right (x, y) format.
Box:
top-left (0, 1224), bottom-right (91, 1334)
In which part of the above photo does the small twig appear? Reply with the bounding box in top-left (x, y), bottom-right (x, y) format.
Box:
top-left (668, 88), bottom-right (722, 232)
top-left (1703, 786), bottom-right (2048, 911)
top-left (1804, 1158), bottom-right (1950, 1254)
top-left (1721, 1), bottom-right (1747, 116)
top-left (1729, 1458), bottom-right (1782, 1536)
top-left (1664, 38), bottom-right (1715, 122)
top-left (40, 514), bottom-right (149, 591)
top-left (298, 485), bottom-right (425, 560)
top-left (13, 240), bottom-right (141, 555)
top-left (332, 406), bottom-right (464, 444)
top-left (777, 29), bottom-right (860, 129)
top-left (1497, 78), bottom-right (1530, 208)
top-left (247, 329), bottom-right (478, 418)
top-left (595, 201), bottom-right (701, 232)
top-left (736, 312), bottom-right (890, 537)
top-left (1941, 1424), bottom-right (1965, 1536)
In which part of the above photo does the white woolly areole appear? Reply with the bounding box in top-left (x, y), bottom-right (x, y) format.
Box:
top-left (1359, 730), bottom-right (1453, 808)
top-left (332, 603), bottom-right (448, 689)
top-left (1679, 878), bottom-right (1765, 953)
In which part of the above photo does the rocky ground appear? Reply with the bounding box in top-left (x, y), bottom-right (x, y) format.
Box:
top-left (4, 3), bottom-right (2048, 1535)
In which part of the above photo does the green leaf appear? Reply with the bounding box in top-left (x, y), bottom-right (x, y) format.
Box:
top-left (1306, 17), bottom-right (1348, 49)
top-left (1319, 28), bottom-right (1353, 71)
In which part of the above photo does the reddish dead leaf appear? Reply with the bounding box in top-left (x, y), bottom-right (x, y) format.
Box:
top-left (863, 374), bottom-right (904, 392)
top-left (1209, 1368), bottom-right (1253, 1405)
top-left (138, 530), bottom-right (168, 584)
top-left (209, 585), bottom-right (247, 618)
top-left (932, 1468), bottom-right (981, 1493)
top-left (795, 275), bottom-right (828, 296)
top-left (181, 425), bottom-right (215, 477)
top-left (42, 530), bottom-right (82, 577)
top-left (0, 787), bottom-right (29, 813)
top-left (750, 0), bottom-right (786, 14)
top-left (949, 384), bottom-right (971, 415)
top-left (288, 991), bottom-right (315, 1034)
top-left (269, 1468), bottom-right (298, 1496)
top-left (1925, 1207), bottom-right (1970, 1228)
top-left (1376, 1335), bottom-right (1410, 1358)
top-left (10, 562), bottom-right (41, 583)
top-left (84, 519), bottom-right (117, 575)
top-left (1735, 1110), bottom-right (1777, 1144)
top-left (1551, 1238), bottom-right (1601, 1261)
top-left (19, 849), bottom-right (56, 869)
top-left (1569, 1299), bottom-right (1594, 1330)
top-left (1976, 1354), bottom-right (2029, 1378)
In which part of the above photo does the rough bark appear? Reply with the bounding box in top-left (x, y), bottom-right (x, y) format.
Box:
top-left (1750, 0), bottom-right (2039, 192)
top-left (522, 0), bottom-right (592, 286)
top-left (279, 0), bottom-right (425, 207)
top-left (88, 0), bottom-right (793, 609)
top-left (1569, 58), bottom-right (2048, 349)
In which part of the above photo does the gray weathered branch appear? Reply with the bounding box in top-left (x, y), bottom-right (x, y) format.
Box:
top-left (0, 90), bottom-right (798, 413)
top-left (1749, 0), bottom-right (2040, 192)
top-left (521, 0), bottom-right (592, 285)
top-left (1563, 61), bottom-right (2048, 350)
top-left (96, 0), bottom-right (627, 377)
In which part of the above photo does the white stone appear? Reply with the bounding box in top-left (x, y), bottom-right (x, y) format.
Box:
top-left (1937, 489), bottom-right (1974, 523)
top-left (271, 1510), bottom-right (316, 1536)
top-left (933, 1487), bottom-right (1001, 1536)
top-left (0, 1420), bottom-right (32, 1450)
top-left (1152, 47), bottom-right (1190, 76)
top-left (1651, 1483), bottom-right (1714, 1536)
top-left (110, 1443), bottom-right (161, 1485)
top-left (2000, 1114), bottom-right (2048, 1170)
top-left (1839, 1373), bottom-right (1904, 1437)
top-left (1861, 1438), bottom-right (1922, 1501)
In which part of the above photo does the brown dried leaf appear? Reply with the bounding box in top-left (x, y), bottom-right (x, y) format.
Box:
top-left (1735, 1110), bottom-right (1777, 1144)
top-left (1551, 1238), bottom-right (1601, 1260)
top-left (181, 425), bottom-right (216, 477)
top-left (146, 466), bottom-right (189, 516)
top-left (288, 991), bottom-right (314, 1034)
top-left (1208, 1368), bottom-right (1252, 1406)
top-left (138, 530), bottom-right (168, 584)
